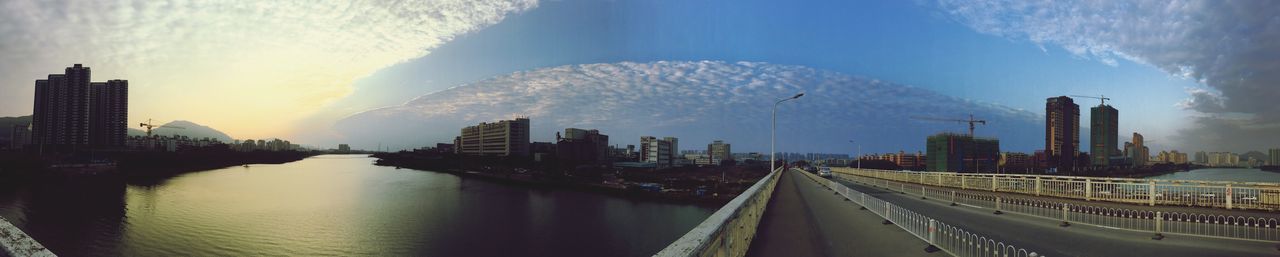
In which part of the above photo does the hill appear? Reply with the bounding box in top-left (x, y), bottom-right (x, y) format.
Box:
top-left (147, 120), bottom-right (234, 142)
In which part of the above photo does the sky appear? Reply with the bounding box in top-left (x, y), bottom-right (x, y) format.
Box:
top-left (2, 0), bottom-right (1277, 154)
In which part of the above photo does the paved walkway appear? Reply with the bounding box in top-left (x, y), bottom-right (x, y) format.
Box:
top-left (746, 171), bottom-right (938, 257)
top-left (835, 178), bottom-right (1280, 257)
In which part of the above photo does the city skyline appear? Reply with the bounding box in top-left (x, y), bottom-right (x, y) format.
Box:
top-left (2, 1), bottom-right (1279, 154)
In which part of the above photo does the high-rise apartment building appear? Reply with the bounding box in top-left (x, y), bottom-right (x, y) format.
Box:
top-left (90, 79), bottom-right (128, 147)
top-left (926, 133), bottom-right (1000, 173)
top-left (455, 117), bottom-right (530, 156)
top-left (1090, 104), bottom-right (1118, 167)
top-left (1264, 148), bottom-right (1274, 166)
top-left (32, 64), bottom-right (129, 152)
top-left (1046, 96), bottom-right (1080, 172)
top-left (1131, 133), bottom-right (1146, 167)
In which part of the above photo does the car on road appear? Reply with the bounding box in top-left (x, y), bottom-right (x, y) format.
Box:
top-left (819, 166), bottom-right (832, 178)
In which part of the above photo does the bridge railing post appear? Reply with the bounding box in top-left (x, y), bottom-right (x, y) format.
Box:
top-left (1060, 203), bottom-right (1070, 227)
top-left (994, 197), bottom-right (1003, 215)
top-left (1033, 176), bottom-right (1041, 196)
top-left (1085, 178), bottom-right (1093, 201)
top-left (928, 218), bottom-right (937, 246)
top-left (991, 174), bottom-right (997, 192)
top-left (1153, 211), bottom-right (1164, 240)
top-left (1226, 184), bottom-right (1233, 210)
top-left (1148, 181), bottom-right (1156, 206)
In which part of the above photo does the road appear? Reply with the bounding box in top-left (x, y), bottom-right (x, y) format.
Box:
top-left (746, 170), bottom-right (940, 257)
top-left (832, 176), bottom-right (1280, 257)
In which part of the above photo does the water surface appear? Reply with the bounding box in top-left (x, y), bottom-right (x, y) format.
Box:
top-left (1145, 168), bottom-right (1280, 183)
top-left (0, 155), bottom-right (714, 257)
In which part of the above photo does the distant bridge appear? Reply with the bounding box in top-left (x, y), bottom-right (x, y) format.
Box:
top-left (658, 168), bottom-right (1280, 257)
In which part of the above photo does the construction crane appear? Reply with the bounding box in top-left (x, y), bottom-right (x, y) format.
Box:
top-left (139, 118), bottom-right (185, 137)
top-left (1070, 94), bottom-right (1111, 105)
top-left (911, 115), bottom-right (987, 137)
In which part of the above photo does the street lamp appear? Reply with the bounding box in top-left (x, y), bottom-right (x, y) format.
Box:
top-left (849, 140), bottom-right (861, 170)
top-left (772, 92), bottom-right (805, 173)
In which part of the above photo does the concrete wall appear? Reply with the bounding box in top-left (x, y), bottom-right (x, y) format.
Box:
top-left (0, 217), bottom-right (55, 257)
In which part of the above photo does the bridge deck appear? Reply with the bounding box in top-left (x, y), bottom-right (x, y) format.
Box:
top-left (834, 177), bottom-right (1280, 257)
top-left (745, 171), bottom-right (938, 257)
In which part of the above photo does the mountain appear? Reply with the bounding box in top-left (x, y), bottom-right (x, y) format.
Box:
top-left (333, 61), bottom-right (1046, 153)
top-left (142, 120), bottom-right (234, 142)
top-left (1243, 151), bottom-right (1268, 163)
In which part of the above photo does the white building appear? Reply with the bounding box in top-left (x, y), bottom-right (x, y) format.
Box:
top-left (641, 136), bottom-right (678, 169)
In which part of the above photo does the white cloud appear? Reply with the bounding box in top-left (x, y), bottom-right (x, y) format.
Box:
top-left (930, 0), bottom-right (1280, 152)
top-left (0, 0), bottom-right (537, 138)
top-left (334, 61), bottom-right (1045, 152)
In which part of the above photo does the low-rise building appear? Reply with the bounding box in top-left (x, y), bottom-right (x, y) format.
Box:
top-left (455, 117), bottom-right (530, 156)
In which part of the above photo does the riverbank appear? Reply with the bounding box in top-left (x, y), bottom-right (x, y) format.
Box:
top-left (0, 150), bottom-right (319, 182)
top-left (111, 150), bottom-right (321, 182)
top-left (372, 152), bottom-right (767, 205)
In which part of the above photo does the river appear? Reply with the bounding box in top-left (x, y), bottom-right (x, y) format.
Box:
top-left (1145, 168), bottom-right (1280, 183)
top-left (0, 154), bottom-right (715, 257)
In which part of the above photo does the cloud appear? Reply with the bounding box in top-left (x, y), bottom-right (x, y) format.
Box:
top-left (0, 0), bottom-right (537, 138)
top-left (334, 61), bottom-right (1045, 153)
top-left (929, 0), bottom-right (1280, 152)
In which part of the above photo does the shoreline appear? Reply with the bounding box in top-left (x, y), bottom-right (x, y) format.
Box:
top-left (373, 158), bottom-right (736, 206)
top-left (0, 150), bottom-right (321, 183)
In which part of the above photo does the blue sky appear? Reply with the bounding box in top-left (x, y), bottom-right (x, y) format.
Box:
top-left (4, 0), bottom-right (1275, 154)
top-left (318, 0), bottom-right (1202, 153)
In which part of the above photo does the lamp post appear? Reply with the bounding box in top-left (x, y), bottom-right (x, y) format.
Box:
top-left (771, 92), bottom-right (805, 173)
top-left (849, 140), bottom-right (861, 170)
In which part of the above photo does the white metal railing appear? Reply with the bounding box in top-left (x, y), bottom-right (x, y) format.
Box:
top-left (797, 170), bottom-right (1044, 257)
top-left (835, 172), bottom-right (1280, 242)
top-left (834, 167), bottom-right (1280, 211)
top-left (655, 167), bottom-right (784, 257)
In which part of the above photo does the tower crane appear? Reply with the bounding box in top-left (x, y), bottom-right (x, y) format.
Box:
top-left (1070, 95), bottom-right (1111, 105)
top-left (139, 118), bottom-right (185, 137)
top-left (911, 114), bottom-right (987, 137)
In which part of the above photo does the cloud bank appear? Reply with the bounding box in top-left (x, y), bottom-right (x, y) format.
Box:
top-left (335, 61), bottom-right (1045, 153)
top-left (0, 0), bottom-right (537, 138)
top-left (930, 0), bottom-right (1280, 152)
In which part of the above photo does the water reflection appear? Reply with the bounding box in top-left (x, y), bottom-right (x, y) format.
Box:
top-left (0, 155), bottom-right (714, 257)
top-left (0, 178), bottom-right (127, 257)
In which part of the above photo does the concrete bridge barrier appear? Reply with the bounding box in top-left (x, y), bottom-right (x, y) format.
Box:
top-left (0, 217), bottom-right (56, 257)
top-left (654, 167), bottom-right (783, 257)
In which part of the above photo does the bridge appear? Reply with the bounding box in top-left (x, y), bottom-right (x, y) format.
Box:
top-left (657, 167), bottom-right (1280, 257)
